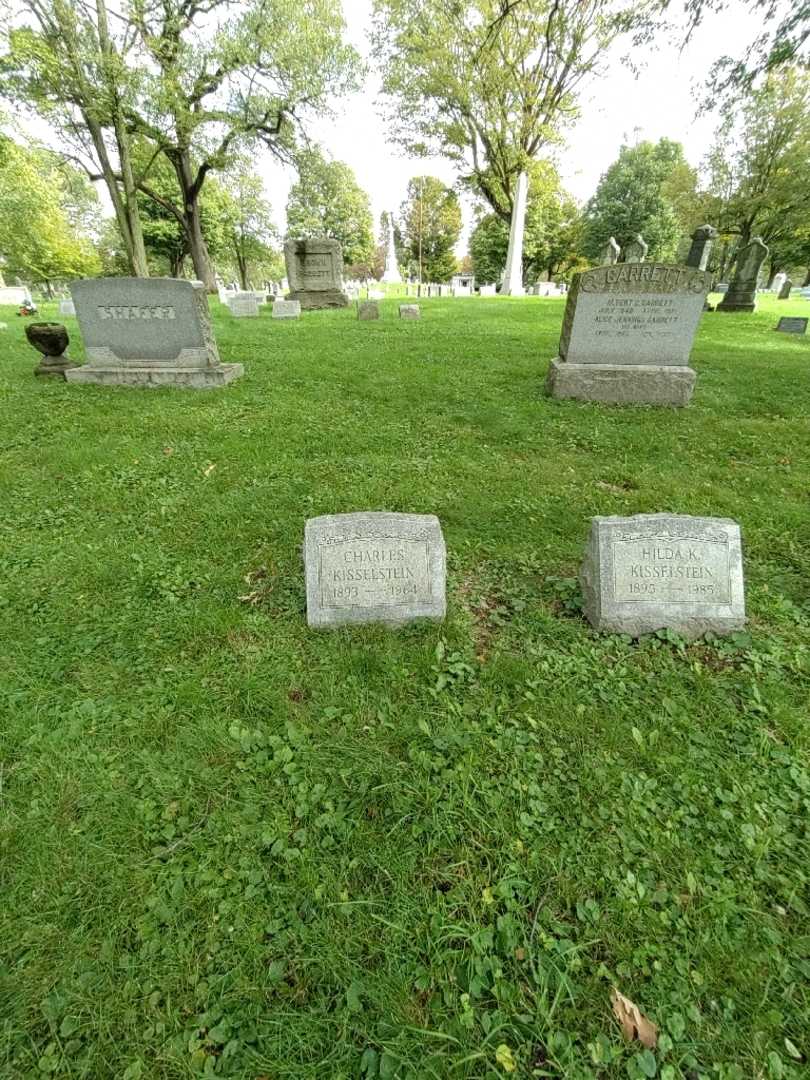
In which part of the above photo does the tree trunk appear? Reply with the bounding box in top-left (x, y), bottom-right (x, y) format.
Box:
top-left (803, 267), bottom-right (810, 287)
top-left (174, 152), bottom-right (216, 290)
top-left (767, 265), bottom-right (780, 288)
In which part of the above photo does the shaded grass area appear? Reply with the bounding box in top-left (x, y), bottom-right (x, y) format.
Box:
top-left (1, 294), bottom-right (809, 1079)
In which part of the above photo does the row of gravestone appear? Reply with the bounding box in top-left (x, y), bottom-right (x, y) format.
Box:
top-left (304, 511), bottom-right (745, 642)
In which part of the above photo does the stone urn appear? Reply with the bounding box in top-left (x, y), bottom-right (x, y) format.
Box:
top-left (25, 322), bottom-right (77, 379)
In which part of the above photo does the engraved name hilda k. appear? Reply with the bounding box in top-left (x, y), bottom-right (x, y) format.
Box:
top-left (612, 534), bottom-right (732, 604)
top-left (318, 536), bottom-right (431, 608)
top-left (98, 305), bottom-right (177, 320)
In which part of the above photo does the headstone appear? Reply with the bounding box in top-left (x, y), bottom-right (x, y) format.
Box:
top-left (304, 512), bottom-right (446, 628)
top-left (715, 282), bottom-right (729, 294)
top-left (0, 286), bottom-right (31, 306)
top-left (771, 272), bottom-right (787, 295)
top-left (399, 304), bottom-right (420, 320)
top-left (685, 225), bottom-right (717, 271)
top-left (580, 514), bottom-right (745, 640)
top-left (602, 237), bottom-right (621, 265)
top-left (718, 238), bottom-right (769, 312)
top-left (66, 277), bottom-right (243, 388)
top-left (357, 300), bottom-right (380, 320)
top-left (501, 171), bottom-right (528, 296)
top-left (775, 316), bottom-right (807, 335)
top-left (367, 288), bottom-right (384, 300)
top-left (272, 299), bottom-right (301, 319)
top-left (479, 284), bottom-right (497, 297)
top-left (778, 277), bottom-right (793, 300)
top-left (452, 284), bottom-right (472, 297)
top-left (624, 235), bottom-right (648, 263)
top-left (59, 298), bottom-right (76, 317)
top-left (228, 292), bottom-right (259, 317)
top-left (546, 262), bottom-right (713, 407)
top-left (284, 238), bottom-right (348, 309)
top-left (381, 215), bottom-right (402, 284)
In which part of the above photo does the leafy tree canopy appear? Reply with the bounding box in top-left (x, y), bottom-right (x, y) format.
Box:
top-left (286, 149), bottom-right (374, 266)
top-left (399, 176), bottom-right (462, 283)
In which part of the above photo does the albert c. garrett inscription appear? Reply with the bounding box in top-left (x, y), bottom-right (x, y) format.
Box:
top-left (305, 513), bottom-right (446, 628)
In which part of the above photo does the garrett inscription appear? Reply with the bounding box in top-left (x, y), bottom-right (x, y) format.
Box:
top-left (305, 512), bottom-right (446, 628)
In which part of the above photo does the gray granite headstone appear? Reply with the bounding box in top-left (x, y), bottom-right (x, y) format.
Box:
top-left (284, 238), bottom-right (348, 309)
top-left (228, 292), bottom-right (259, 317)
top-left (718, 237), bottom-right (769, 313)
top-left (357, 300), bottom-right (380, 320)
top-left (624, 235), bottom-right (648, 263)
top-left (66, 277), bottom-right (242, 388)
top-left (602, 237), bottom-right (620, 265)
top-left (546, 263), bottom-right (712, 406)
top-left (686, 225), bottom-right (717, 271)
top-left (581, 514), bottom-right (745, 639)
top-left (778, 278), bottom-right (793, 300)
top-left (272, 299), bottom-right (301, 319)
top-left (58, 298), bottom-right (76, 317)
top-left (304, 512), bottom-right (446, 628)
top-left (775, 316), bottom-right (807, 335)
top-left (399, 304), bottom-right (420, 319)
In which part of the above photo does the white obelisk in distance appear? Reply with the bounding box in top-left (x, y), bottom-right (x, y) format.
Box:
top-left (381, 214), bottom-right (402, 284)
top-left (501, 171), bottom-right (528, 296)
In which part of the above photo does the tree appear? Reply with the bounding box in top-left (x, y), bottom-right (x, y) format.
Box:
top-left (582, 139), bottom-right (691, 263)
top-left (124, 0), bottom-right (359, 289)
top-left (701, 68), bottom-right (810, 279)
top-left (372, 0), bottom-right (654, 222)
top-left (286, 149), bottom-right (374, 266)
top-left (399, 176), bottom-right (461, 282)
top-left (470, 161), bottom-right (583, 283)
top-left (220, 169), bottom-right (280, 289)
top-left (2, 0), bottom-right (149, 275)
top-left (0, 135), bottom-right (101, 285)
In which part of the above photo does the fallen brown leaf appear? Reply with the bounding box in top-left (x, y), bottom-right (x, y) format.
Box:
top-left (163, 446), bottom-right (173, 455)
top-left (610, 988), bottom-right (658, 1049)
top-left (203, 462), bottom-right (216, 477)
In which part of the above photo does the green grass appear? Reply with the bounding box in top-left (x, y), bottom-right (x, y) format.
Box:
top-left (1, 293), bottom-right (808, 1080)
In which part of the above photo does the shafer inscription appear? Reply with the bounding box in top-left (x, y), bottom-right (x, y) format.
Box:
top-left (612, 535), bottom-right (732, 604)
top-left (98, 305), bottom-right (176, 320)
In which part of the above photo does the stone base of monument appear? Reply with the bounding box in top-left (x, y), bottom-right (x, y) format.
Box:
top-left (287, 289), bottom-right (348, 310)
top-left (65, 363), bottom-right (244, 389)
top-left (716, 300), bottom-right (756, 313)
top-left (546, 358), bottom-right (696, 407)
top-left (35, 356), bottom-right (79, 379)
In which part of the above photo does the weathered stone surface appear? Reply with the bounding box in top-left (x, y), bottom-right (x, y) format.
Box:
top-left (558, 264), bottom-right (713, 367)
top-left (718, 237), bottom-right (768, 312)
top-left (357, 300), bottom-right (380, 320)
top-left (272, 299), bottom-right (301, 319)
top-left (58, 299), bottom-right (76, 317)
top-left (501, 170), bottom-right (528, 296)
top-left (580, 513), bottom-right (745, 640)
top-left (399, 304), bottom-right (420, 319)
top-left (284, 238), bottom-right (348, 309)
top-left (304, 512), bottom-right (446, 628)
top-left (546, 358), bottom-right (696, 406)
top-left (775, 316), bottom-right (807, 335)
top-left (624, 235), bottom-right (648, 263)
top-left (26, 321), bottom-right (77, 379)
top-left (778, 278), bottom-right (793, 300)
top-left (227, 292), bottom-right (259, 317)
top-left (686, 225), bottom-right (717, 270)
top-left (67, 277), bottom-right (242, 389)
top-left (602, 237), bottom-right (620, 264)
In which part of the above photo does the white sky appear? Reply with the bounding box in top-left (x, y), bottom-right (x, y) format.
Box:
top-left (257, 0), bottom-right (766, 247)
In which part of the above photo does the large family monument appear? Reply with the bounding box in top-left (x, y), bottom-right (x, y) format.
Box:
top-left (284, 238), bottom-right (349, 309)
top-left (66, 278), bottom-right (243, 388)
top-left (546, 262), bottom-right (713, 406)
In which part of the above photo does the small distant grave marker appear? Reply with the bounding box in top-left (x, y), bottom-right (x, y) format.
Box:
top-left (272, 299), bottom-right (301, 319)
top-left (357, 300), bottom-right (380, 320)
top-left (775, 317), bottom-right (807, 335)
top-left (304, 512), bottom-right (446, 628)
top-left (399, 304), bottom-right (420, 319)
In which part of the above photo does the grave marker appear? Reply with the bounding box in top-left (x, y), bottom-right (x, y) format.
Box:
top-left (399, 304), bottom-right (420, 319)
top-left (284, 238), bottom-right (348, 309)
top-left (718, 237), bottom-right (768, 312)
top-left (272, 299), bottom-right (301, 319)
top-left (357, 300), bottom-right (380, 320)
top-left (775, 316), bottom-right (807, 335)
top-left (304, 512), bottom-right (446, 628)
top-left (580, 514), bottom-right (745, 639)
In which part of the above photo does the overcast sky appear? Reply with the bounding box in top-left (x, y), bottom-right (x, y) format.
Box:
top-left (258, 0), bottom-right (766, 247)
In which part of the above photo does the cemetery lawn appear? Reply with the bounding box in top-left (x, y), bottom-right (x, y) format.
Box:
top-left (2, 294), bottom-right (810, 1080)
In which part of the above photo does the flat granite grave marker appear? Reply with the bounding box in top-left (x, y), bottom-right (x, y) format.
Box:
top-left (304, 512), bottom-right (446, 628)
top-left (272, 299), bottom-right (301, 319)
top-left (581, 514), bottom-right (745, 640)
top-left (546, 262), bottom-right (712, 406)
top-left (284, 238), bottom-right (348, 309)
top-left (357, 300), bottom-right (380, 320)
top-left (399, 304), bottom-right (420, 319)
top-left (775, 316), bottom-right (807, 335)
top-left (228, 292), bottom-right (259, 317)
top-left (67, 277), bottom-right (243, 388)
